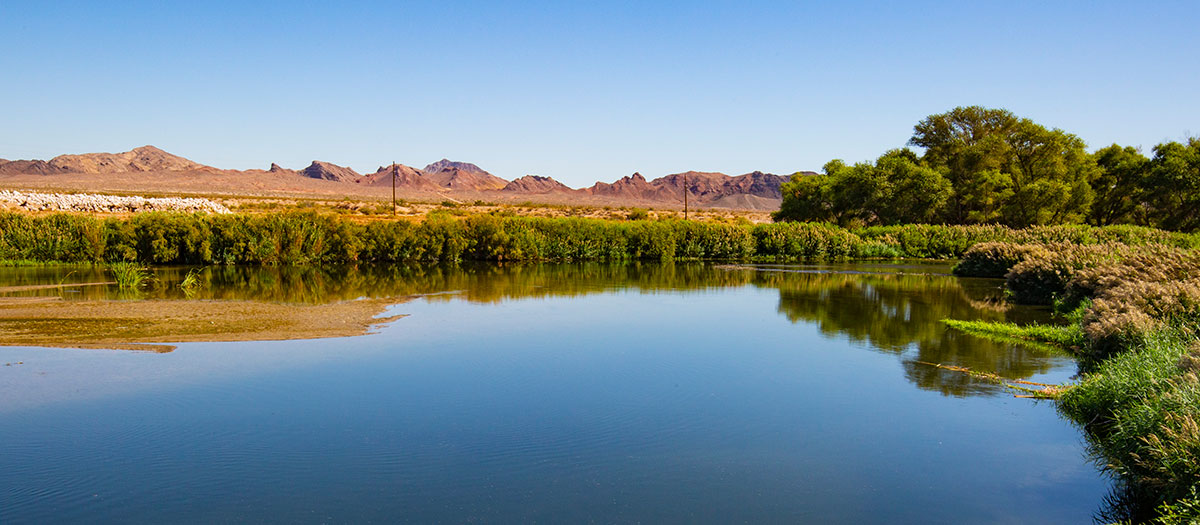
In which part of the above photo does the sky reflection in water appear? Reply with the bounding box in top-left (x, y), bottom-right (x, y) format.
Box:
top-left (0, 262), bottom-right (1106, 523)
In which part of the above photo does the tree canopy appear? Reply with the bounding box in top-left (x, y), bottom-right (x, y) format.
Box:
top-left (775, 150), bottom-right (950, 226)
top-left (775, 106), bottom-right (1198, 231)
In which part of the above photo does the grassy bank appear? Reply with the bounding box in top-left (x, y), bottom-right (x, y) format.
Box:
top-left (946, 242), bottom-right (1200, 523)
top-left (2, 210), bottom-right (1195, 265)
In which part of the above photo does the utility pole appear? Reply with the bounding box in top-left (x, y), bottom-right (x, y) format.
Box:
top-left (391, 162), bottom-right (397, 217)
top-left (683, 171), bottom-right (689, 220)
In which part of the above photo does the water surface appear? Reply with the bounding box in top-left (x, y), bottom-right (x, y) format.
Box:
top-left (0, 262), bottom-right (1108, 523)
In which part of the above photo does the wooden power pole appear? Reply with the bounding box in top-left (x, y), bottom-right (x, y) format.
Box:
top-left (391, 162), bottom-right (397, 217)
top-left (683, 171), bottom-right (689, 220)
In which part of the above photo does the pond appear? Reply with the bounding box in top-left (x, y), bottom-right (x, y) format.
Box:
top-left (0, 262), bottom-right (1109, 523)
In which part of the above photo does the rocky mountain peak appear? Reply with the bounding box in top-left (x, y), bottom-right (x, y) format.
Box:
top-left (301, 161), bottom-right (361, 182)
top-left (502, 175), bottom-right (572, 193)
top-left (423, 159), bottom-right (488, 175)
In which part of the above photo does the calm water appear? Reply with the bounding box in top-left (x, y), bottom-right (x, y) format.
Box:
top-left (0, 263), bottom-right (1108, 523)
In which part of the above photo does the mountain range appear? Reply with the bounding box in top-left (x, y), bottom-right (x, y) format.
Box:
top-left (0, 146), bottom-right (814, 210)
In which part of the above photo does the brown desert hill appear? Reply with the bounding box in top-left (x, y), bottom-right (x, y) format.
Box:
top-left (359, 164), bottom-right (441, 190)
top-left (586, 172), bottom-right (676, 201)
top-left (653, 171), bottom-right (791, 201)
top-left (586, 170), bottom-right (792, 205)
top-left (300, 161), bottom-right (361, 182)
top-left (422, 159), bottom-right (508, 191)
top-left (237, 162), bottom-right (299, 177)
top-left (707, 193), bottom-right (784, 211)
top-left (723, 171), bottom-right (792, 198)
top-left (502, 175), bottom-right (573, 194)
top-left (652, 171), bottom-right (739, 200)
top-left (422, 159), bottom-right (489, 175)
top-left (267, 163), bottom-right (298, 175)
top-left (47, 145), bottom-right (211, 173)
top-left (0, 145), bottom-right (813, 211)
top-left (0, 159), bottom-right (69, 175)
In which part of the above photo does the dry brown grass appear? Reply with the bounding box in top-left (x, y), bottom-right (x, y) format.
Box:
top-left (1067, 249), bottom-right (1200, 302)
top-left (953, 241), bottom-right (1054, 277)
top-left (1082, 278), bottom-right (1200, 345)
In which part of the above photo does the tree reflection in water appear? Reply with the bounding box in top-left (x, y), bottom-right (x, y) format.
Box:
top-left (761, 267), bottom-right (1064, 396)
top-left (0, 261), bottom-right (1067, 396)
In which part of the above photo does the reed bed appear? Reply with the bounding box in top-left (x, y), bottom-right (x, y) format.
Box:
top-left (107, 261), bottom-right (150, 289)
top-left (3, 211), bottom-right (1194, 266)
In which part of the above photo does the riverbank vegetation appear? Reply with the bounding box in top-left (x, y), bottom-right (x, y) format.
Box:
top-left (1, 210), bottom-right (1196, 265)
top-left (774, 106), bottom-right (1200, 231)
top-left (947, 242), bottom-right (1200, 523)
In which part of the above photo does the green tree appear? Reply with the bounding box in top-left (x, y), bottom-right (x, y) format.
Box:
top-left (998, 119), bottom-right (1095, 227)
top-left (773, 166), bottom-right (836, 223)
top-left (909, 106), bottom-right (1018, 223)
top-left (1088, 144), bottom-right (1148, 226)
top-left (774, 150), bottom-right (950, 226)
top-left (1142, 138), bottom-right (1200, 231)
top-left (824, 158), bottom-right (885, 227)
top-left (909, 106), bottom-right (1094, 226)
top-left (872, 149), bottom-right (952, 224)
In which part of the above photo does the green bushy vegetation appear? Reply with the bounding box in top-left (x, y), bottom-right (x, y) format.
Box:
top-left (863, 223), bottom-right (1195, 263)
top-left (3, 211), bottom-right (1196, 267)
top-left (751, 222), bottom-right (860, 260)
top-left (775, 106), bottom-right (1200, 233)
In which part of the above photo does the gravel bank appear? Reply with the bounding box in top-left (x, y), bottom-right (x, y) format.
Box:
top-left (0, 190), bottom-right (230, 213)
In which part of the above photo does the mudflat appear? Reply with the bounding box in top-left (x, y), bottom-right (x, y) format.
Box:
top-left (0, 296), bottom-right (408, 352)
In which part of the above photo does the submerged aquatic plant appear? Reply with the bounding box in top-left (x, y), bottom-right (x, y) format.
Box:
top-left (179, 266), bottom-right (207, 297)
top-left (180, 267), bottom-right (204, 289)
top-left (108, 261), bottom-right (150, 289)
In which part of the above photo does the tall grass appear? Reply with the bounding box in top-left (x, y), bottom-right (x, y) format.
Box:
top-left (952, 241), bottom-right (1195, 305)
top-left (2, 210), bottom-right (1196, 265)
top-left (180, 267), bottom-right (204, 289)
top-left (108, 261), bottom-right (150, 289)
top-left (941, 319), bottom-right (1081, 353)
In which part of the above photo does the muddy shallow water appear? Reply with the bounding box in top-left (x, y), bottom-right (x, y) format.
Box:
top-left (0, 262), bottom-right (1109, 523)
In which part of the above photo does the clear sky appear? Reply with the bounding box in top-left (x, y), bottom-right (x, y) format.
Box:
top-left (1, 1), bottom-right (1196, 187)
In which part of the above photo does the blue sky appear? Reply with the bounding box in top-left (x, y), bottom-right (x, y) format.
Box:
top-left (1, 1), bottom-right (1196, 187)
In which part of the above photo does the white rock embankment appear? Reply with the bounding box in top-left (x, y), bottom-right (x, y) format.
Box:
top-left (0, 190), bottom-right (231, 214)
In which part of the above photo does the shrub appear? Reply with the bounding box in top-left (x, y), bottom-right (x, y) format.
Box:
top-left (752, 222), bottom-right (862, 260)
top-left (1003, 243), bottom-right (1155, 304)
top-left (952, 242), bottom-right (1049, 277)
top-left (1081, 279), bottom-right (1200, 357)
top-left (626, 208), bottom-right (650, 221)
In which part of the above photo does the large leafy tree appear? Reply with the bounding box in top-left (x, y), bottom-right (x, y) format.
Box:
top-left (773, 150), bottom-right (950, 226)
top-left (998, 119), bottom-right (1095, 226)
top-left (908, 106), bottom-right (1017, 224)
top-left (909, 106), bottom-right (1094, 226)
top-left (773, 166), bottom-right (836, 224)
top-left (872, 149), bottom-right (952, 224)
top-left (1142, 138), bottom-right (1200, 231)
top-left (1088, 144), bottom-right (1149, 226)
top-left (776, 106), bottom-right (1197, 230)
